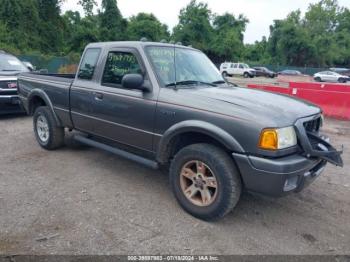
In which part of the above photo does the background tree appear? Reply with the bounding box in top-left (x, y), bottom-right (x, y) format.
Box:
top-left (0, 0), bottom-right (349, 68)
top-left (0, 0), bottom-right (40, 52)
top-left (78, 0), bottom-right (97, 17)
top-left (37, 0), bottom-right (65, 53)
top-left (126, 13), bottom-right (169, 41)
top-left (267, 11), bottom-right (315, 66)
top-left (244, 37), bottom-right (269, 63)
top-left (211, 13), bottom-right (248, 63)
top-left (99, 0), bottom-right (127, 41)
top-left (173, 0), bottom-right (213, 51)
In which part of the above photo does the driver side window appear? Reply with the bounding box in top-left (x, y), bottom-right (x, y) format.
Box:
top-left (102, 51), bottom-right (142, 87)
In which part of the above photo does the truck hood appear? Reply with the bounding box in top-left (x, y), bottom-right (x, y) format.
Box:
top-left (176, 86), bottom-right (321, 126)
top-left (0, 71), bottom-right (21, 77)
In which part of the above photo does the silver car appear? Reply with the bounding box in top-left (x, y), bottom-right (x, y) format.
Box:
top-left (314, 71), bottom-right (348, 83)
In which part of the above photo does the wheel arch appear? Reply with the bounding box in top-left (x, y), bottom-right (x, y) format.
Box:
top-left (28, 89), bottom-right (62, 127)
top-left (156, 120), bottom-right (244, 164)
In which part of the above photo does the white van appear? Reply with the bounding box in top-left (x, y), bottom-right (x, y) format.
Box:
top-left (220, 62), bottom-right (256, 78)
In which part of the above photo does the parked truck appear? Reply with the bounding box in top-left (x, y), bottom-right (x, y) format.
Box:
top-left (18, 42), bottom-right (343, 221)
top-left (0, 50), bottom-right (30, 114)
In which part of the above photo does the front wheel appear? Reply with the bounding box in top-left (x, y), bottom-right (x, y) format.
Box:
top-left (338, 78), bottom-right (347, 83)
top-left (222, 71), bottom-right (228, 78)
top-left (169, 144), bottom-right (242, 221)
top-left (33, 106), bottom-right (65, 150)
top-left (243, 72), bottom-right (249, 78)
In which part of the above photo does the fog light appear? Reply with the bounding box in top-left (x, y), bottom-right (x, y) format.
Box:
top-left (283, 176), bottom-right (298, 192)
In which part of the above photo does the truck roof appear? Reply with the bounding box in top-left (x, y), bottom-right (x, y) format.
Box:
top-left (86, 41), bottom-right (197, 51)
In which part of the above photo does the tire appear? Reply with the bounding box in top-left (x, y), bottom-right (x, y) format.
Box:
top-left (243, 72), bottom-right (249, 78)
top-left (33, 106), bottom-right (65, 150)
top-left (222, 71), bottom-right (228, 78)
top-left (314, 77), bottom-right (321, 82)
top-left (338, 78), bottom-right (346, 83)
top-left (169, 143), bottom-right (242, 221)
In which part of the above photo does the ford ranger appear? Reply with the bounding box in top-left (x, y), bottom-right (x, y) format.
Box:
top-left (18, 42), bottom-right (343, 221)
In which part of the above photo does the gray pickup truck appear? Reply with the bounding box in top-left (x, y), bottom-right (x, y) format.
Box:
top-left (18, 41), bottom-right (343, 221)
top-left (0, 50), bottom-right (30, 114)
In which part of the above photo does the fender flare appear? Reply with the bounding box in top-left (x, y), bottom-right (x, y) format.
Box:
top-left (28, 89), bottom-right (62, 127)
top-left (156, 120), bottom-right (244, 163)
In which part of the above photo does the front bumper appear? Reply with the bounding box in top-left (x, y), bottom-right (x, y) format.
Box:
top-left (233, 114), bottom-right (343, 197)
top-left (0, 95), bottom-right (24, 114)
top-left (233, 152), bottom-right (327, 197)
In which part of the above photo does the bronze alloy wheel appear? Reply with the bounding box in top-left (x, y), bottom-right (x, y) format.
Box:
top-left (180, 160), bottom-right (218, 207)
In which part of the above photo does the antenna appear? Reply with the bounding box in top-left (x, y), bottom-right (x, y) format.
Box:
top-left (173, 42), bottom-right (177, 90)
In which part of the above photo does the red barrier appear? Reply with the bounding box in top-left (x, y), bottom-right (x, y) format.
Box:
top-left (247, 83), bottom-right (350, 120)
top-left (290, 82), bottom-right (350, 93)
top-left (247, 84), bottom-right (290, 95)
top-left (290, 88), bottom-right (350, 120)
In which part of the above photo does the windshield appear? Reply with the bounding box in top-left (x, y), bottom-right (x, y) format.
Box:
top-left (242, 64), bottom-right (249, 69)
top-left (146, 46), bottom-right (224, 87)
top-left (0, 54), bottom-right (29, 72)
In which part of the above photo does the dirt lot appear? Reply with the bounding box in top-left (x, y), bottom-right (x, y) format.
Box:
top-left (0, 115), bottom-right (349, 255)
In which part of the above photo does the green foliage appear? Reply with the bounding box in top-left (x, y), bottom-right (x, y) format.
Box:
top-left (99, 0), bottom-right (127, 41)
top-left (211, 13), bottom-right (249, 62)
top-left (260, 0), bottom-right (350, 67)
top-left (78, 0), bottom-right (97, 17)
top-left (126, 13), bottom-right (169, 41)
top-left (0, 0), bottom-right (349, 68)
top-left (173, 0), bottom-right (214, 51)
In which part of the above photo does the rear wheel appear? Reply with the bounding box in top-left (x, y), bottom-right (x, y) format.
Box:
top-left (315, 77), bottom-right (322, 82)
top-left (33, 106), bottom-right (64, 150)
top-left (170, 143), bottom-right (242, 221)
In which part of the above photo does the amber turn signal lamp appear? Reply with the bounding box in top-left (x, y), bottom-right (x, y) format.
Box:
top-left (259, 129), bottom-right (278, 150)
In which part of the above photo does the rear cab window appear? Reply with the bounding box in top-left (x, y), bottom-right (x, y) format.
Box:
top-left (77, 48), bottom-right (101, 80)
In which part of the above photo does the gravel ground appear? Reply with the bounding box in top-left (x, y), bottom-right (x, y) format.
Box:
top-left (0, 115), bottom-right (349, 255)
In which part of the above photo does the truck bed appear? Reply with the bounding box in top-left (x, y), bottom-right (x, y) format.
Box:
top-left (20, 72), bottom-right (76, 82)
top-left (18, 72), bottom-right (74, 127)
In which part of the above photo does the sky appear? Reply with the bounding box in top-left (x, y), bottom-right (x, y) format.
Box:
top-left (62, 0), bottom-right (350, 44)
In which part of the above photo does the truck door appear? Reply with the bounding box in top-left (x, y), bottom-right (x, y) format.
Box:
top-left (238, 64), bottom-right (245, 75)
top-left (228, 63), bottom-right (235, 75)
top-left (233, 63), bottom-right (239, 75)
top-left (70, 48), bottom-right (101, 133)
top-left (87, 48), bottom-right (157, 152)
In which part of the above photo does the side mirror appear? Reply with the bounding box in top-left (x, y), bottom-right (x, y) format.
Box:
top-left (22, 61), bottom-right (35, 71)
top-left (122, 74), bottom-right (148, 91)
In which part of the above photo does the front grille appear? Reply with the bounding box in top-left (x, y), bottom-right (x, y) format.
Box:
top-left (0, 81), bottom-right (17, 96)
top-left (303, 116), bottom-right (321, 133)
top-left (0, 80), bottom-right (17, 89)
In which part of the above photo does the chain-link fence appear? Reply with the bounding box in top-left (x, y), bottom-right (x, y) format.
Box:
top-left (250, 64), bottom-right (328, 76)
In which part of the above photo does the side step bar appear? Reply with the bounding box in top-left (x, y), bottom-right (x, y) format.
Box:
top-left (74, 135), bottom-right (159, 170)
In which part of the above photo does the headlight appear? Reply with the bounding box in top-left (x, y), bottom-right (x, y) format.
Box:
top-left (259, 126), bottom-right (297, 150)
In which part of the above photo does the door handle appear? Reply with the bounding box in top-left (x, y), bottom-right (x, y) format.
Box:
top-left (94, 92), bottom-right (103, 100)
